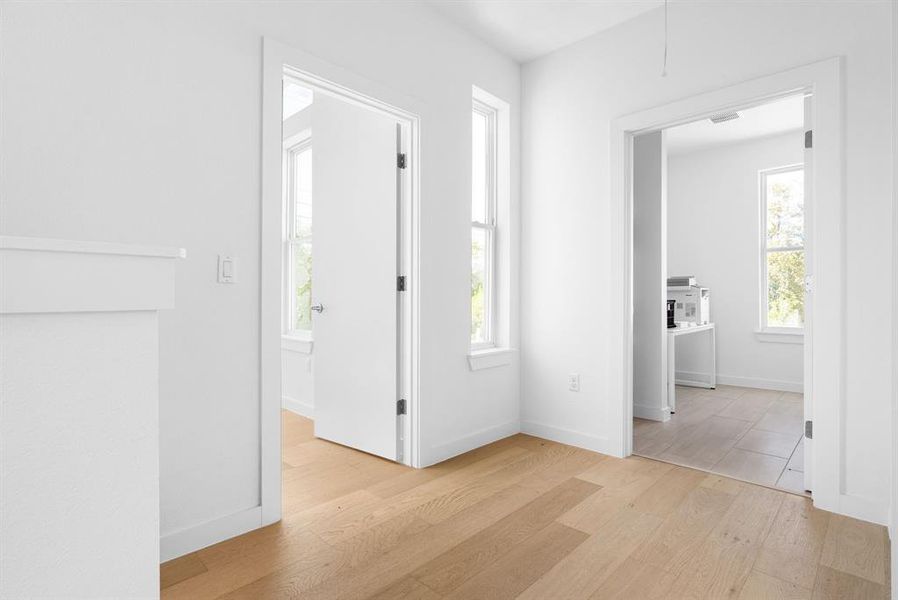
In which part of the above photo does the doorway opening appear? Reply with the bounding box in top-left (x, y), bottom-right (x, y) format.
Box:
top-left (630, 93), bottom-right (811, 495)
top-left (261, 39), bottom-right (421, 525)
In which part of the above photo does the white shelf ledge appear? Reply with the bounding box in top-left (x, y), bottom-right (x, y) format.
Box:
top-left (1, 236), bottom-right (185, 314)
top-left (0, 235), bottom-right (186, 259)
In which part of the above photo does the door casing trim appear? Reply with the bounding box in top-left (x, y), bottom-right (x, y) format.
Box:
top-left (610, 57), bottom-right (873, 521)
top-left (260, 37), bottom-right (421, 526)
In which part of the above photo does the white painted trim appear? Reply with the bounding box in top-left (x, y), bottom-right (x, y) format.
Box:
top-left (612, 58), bottom-right (843, 517)
top-left (520, 420), bottom-right (615, 457)
top-left (467, 347), bottom-right (516, 371)
top-left (632, 404), bottom-right (672, 422)
top-left (891, 1), bottom-right (898, 595)
top-left (426, 420), bottom-right (519, 466)
top-left (261, 38), bottom-right (422, 534)
top-left (1, 239), bottom-right (183, 314)
top-left (755, 330), bottom-right (804, 344)
top-left (0, 235), bottom-right (185, 258)
top-left (281, 335), bottom-right (313, 354)
top-left (282, 396), bottom-right (314, 419)
top-left (160, 507), bottom-right (262, 563)
top-left (676, 371), bottom-right (803, 393)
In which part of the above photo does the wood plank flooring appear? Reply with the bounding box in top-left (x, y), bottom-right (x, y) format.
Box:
top-left (161, 411), bottom-right (890, 599)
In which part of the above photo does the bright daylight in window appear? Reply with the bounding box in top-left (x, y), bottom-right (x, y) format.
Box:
top-left (761, 166), bottom-right (804, 329)
top-left (286, 140), bottom-right (313, 333)
top-left (471, 102), bottom-right (496, 347)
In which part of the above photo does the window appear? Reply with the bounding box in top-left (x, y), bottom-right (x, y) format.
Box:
top-left (284, 135), bottom-right (313, 335)
top-left (760, 165), bottom-right (804, 331)
top-left (471, 100), bottom-right (497, 348)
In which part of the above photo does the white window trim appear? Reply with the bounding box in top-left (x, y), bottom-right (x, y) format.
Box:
top-left (467, 347), bottom-right (516, 371)
top-left (755, 329), bottom-right (804, 344)
top-left (759, 164), bottom-right (805, 334)
top-left (283, 131), bottom-right (313, 338)
top-left (281, 334), bottom-right (313, 354)
top-left (471, 98), bottom-right (498, 351)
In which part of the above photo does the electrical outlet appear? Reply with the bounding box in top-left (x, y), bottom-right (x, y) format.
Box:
top-left (568, 373), bottom-right (580, 392)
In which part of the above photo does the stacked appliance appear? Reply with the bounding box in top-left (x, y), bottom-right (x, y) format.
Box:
top-left (667, 276), bottom-right (710, 326)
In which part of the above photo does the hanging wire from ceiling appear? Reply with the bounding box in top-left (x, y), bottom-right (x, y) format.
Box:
top-left (661, 0), bottom-right (669, 77)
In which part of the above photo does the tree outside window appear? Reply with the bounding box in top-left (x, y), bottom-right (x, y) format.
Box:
top-left (761, 166), bottom-right (804, 329)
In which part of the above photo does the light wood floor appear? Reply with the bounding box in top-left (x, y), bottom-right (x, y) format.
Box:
top-left (161, 410), bottom-right (890, 599)
top-left (635, 385), bottom-right (807, 493)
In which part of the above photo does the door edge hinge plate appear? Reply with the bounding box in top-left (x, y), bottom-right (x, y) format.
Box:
top-left (397, 153), bottom-right (407, 169)
top-left (397, 399), bottom-right (407, 415)
top-left (397, 275), bottom-right (407, 292)
top-left (805, 420), bottom-right (813, 439)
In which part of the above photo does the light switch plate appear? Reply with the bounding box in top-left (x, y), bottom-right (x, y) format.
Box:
top-left (218, 255), bottom-right (236, 283)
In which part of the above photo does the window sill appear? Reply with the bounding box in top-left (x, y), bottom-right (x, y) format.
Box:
top-left (282, 334), bottom-right (313, 354)
top-left (755, 330), bottom-right (803, 344)
top-left (467, 347), bottom-right (515, 371)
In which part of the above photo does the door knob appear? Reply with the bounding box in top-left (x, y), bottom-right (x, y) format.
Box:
top-left (311, 303), bottom-right (324, 314)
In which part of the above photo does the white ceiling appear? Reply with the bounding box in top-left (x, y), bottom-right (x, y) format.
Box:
top-left (665, 94), bottom-right (805, 155)
top-left (424, 0), bottom-right (662, 63)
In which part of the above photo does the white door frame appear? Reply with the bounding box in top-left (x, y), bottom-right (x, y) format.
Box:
top-left (261, 37), bottom-right (421, 526)
top-left (610, 57), bottom-right (851, 518)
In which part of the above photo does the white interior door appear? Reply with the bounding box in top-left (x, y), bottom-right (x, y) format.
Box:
top-left (802, 93), bottom-right (814, 491)
top-left (312, 93), bottom-right (400, 461)
top-left (632, 130), bottom-right (669, 423)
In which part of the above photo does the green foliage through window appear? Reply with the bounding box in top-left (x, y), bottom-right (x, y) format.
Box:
top-left (763, 167), bottom-right (804, 328)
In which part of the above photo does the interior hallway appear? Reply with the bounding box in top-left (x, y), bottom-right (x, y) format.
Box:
top-left (160, 410), bottom-right (889, 599)
top-left (634, 385), bottom-right (806, 493)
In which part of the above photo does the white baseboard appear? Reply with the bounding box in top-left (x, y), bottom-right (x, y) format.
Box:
top-left (282, 396), bottom-right (314, 419)
top-left (424, 420), bottom-right (520, 466)
top-left (160, 506), bottom-right (262, 562)
top-left (520, 420), bottom-right (615, 456)
top-left (834, 493), bottom-right (889, 526)
top-left (632, 404), bottom-right (671, 422)
top-left (676, 371), bottom-right (803, 393)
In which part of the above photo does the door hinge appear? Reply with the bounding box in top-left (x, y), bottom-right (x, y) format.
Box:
top-left (805, 420), bottom-right (813, 439)
top-left (397, 275), bottom-right (407, 292)
top-left (397, 399), bottom-right (407, 415)
top-left (804, 130), bottom-right (813, 149)
top-left (397, 153), bottom-right (407, 169)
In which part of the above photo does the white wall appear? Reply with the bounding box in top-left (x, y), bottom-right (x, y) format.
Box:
top-left (668, 132), bottom-right (804, 392)
top-left (522, 1), bottom-right (893, 519)
top-left (0, 1), bottom-right (521, 545)
top-left (282, 345), bottom-right (313, 418)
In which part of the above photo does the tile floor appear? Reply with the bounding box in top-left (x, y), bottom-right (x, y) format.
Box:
top-left (634, 385), bottom-right (807, 494)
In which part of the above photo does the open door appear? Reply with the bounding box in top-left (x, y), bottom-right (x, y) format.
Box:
top-left (632, 130), bottom-right (669, 423)
top-left (311, 93), bottom-right (402, 461)
top-left (802, 93), bottom-right (814, 491)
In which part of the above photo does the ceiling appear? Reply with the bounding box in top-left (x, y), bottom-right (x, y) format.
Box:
top-left (665, 94), bottom-right (805, 155)
top-left (424, 0), bottom-right (662, 63)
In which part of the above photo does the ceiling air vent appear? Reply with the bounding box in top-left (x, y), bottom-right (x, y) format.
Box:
top-left (709, 111), bottom-right (740, 124)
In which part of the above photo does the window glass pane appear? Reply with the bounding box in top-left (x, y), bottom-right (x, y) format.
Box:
top-left (293, 147), bottom-right (313, 238)
top-left (767, 249), bottom-right (805, 327)
top-left (471, 227), bottom-right (487, 343)
top-left (766, 169), bottom-right (803, 248)
top-left (293, 241), bottom-right (312, 331)
top-left (472, 110), bottom-right (488, 223)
